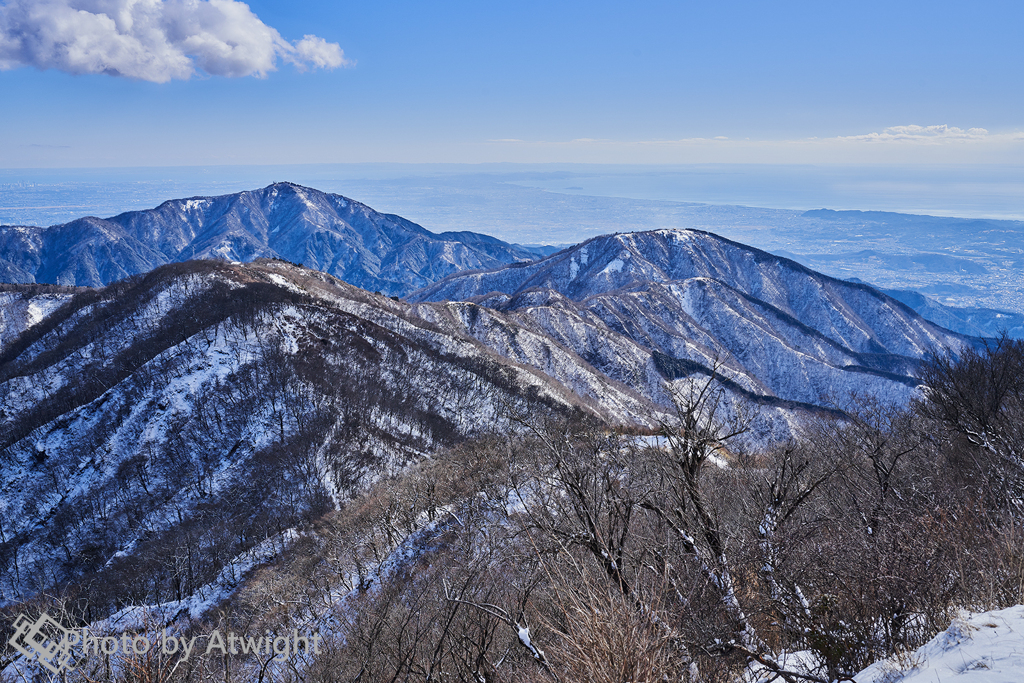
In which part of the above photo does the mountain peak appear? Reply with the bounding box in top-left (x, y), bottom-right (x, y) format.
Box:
top-left (410, 226), bottom-right (973, 413)
top-left (0, 185), bottom-right (545, 295)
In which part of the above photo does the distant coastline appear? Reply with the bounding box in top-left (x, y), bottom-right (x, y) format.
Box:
top-left (2, 163), bottom-right (1023, 230)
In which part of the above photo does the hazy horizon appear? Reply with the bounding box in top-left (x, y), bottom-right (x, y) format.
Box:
top-left (3, 164), bottom-right (1024, 234)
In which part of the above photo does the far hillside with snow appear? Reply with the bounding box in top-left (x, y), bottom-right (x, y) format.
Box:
top-left (0, 183), bottom-right (546, 295)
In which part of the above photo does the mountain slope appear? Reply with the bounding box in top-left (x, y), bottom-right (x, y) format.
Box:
top-left (0, 183), bottom-right (543, 296)
top-left (412, 229), bottom-right (975, 408)
top-left (0, 258), bottom-right (668, 603)
top-left (0, 226), bottom-right (982, 609)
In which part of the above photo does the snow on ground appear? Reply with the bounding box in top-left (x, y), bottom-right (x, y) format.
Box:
top-left (0, 291), bottom-right (71, 351)
top-left (266, 272), bottom-right (307, 294)
top-left (855, 605), bottom-right (1024, 683)
top-left (602, 257), bottom-right (625, 273)
top-left (746, 606), bottom-right (1024, 683)
top-left (99, 529), bottom-right (301, 632)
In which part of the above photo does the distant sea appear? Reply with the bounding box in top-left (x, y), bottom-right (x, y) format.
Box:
top-left (2, 164), bottom-right (1023, 245)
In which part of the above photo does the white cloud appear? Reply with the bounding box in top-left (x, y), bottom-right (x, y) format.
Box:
top-left (837, 124), bottom-right (990, 143)
top-left (473, 125), bottom-right (1024, 164)
top-left (0, 0), bottom-right (349, 82)
top-left (288, 35), bottom-right (345, 71)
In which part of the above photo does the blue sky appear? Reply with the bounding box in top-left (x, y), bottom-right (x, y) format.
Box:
top-left (1, 0), bottom-right (1022, 167)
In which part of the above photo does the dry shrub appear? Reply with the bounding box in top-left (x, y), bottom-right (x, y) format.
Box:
top-left (538, 557), bottom-right (683, 683)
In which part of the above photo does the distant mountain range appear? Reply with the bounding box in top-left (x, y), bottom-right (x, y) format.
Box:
top-left (1, 182), bottom-right (1015, 339)
top-left (0, 183), bottom-right (547, 296)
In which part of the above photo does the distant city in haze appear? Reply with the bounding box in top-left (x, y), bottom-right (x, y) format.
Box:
top-left (3, 163), bottom-right (1024, 236)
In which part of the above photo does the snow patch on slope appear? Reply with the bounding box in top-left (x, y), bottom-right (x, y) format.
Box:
top-left (855, 605), bottom-right (1024, 683)
top-left (603, 257), bottom-right (625, 274)
top-left (102, 530), bottom-right (300, 630)
top-left (0, 292), bottom-right (72, 351)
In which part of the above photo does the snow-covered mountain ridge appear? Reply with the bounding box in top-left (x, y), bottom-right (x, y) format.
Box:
top-left (0, 258), bottom-right (670, 602)
top-left (3, 232), bottom-right (964, 605)
top-left (412, 229), bottom-right (975, 410)
top-left (0, 201), bottom-right (985, 620)
top-left (0, 183), bottom-right (543, 295)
